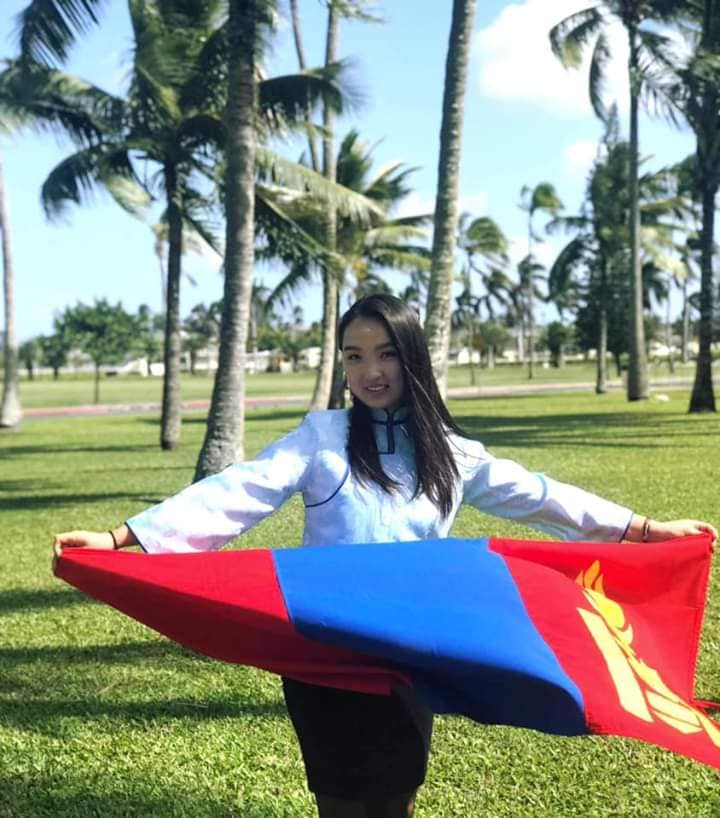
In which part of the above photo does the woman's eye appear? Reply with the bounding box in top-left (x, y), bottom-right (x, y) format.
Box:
top-left (382, 350), bottom-right (398, 358)
top-left (345, 353), bottom-right (360, 361)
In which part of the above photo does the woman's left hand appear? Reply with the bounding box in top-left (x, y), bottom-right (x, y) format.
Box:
top-left (627, 516), bottom-right (718, 544)
top-left (653, 519), bottom-right (718, 542)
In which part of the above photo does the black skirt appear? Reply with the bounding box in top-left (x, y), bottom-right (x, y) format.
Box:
top-left (282, 678), bottom-right (434, 800)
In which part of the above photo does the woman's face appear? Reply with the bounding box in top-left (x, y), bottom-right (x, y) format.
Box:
top-left (341, 317), bottom-right (405, 412)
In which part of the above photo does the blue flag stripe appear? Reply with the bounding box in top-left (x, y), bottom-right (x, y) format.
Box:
top-left (273, 538), bottom-right (588, 735)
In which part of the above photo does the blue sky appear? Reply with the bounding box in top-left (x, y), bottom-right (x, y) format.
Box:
top-left (1, 0), bottom-right (696, 343)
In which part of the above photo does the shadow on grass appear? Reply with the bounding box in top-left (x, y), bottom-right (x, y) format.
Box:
top-left (454, 410), bottom-right (709, 450)
top-left (0, 695), bottom-right (288, 729)
top-left (1, 442), bottom-right (161, 457)
top-left (0, 640), bottom-right (195, 666)
top-left (0, 587), bottom-right (94, 614)
top-left (0, 777), bottom-right (292, 818)
top-left (135, 406), bottom-right (306, 427)
top-left (0, 491), bottom-right (158, 512)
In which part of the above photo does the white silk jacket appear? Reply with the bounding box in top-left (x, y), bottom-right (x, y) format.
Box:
top-left (127, 407), bottom-right (633, 554)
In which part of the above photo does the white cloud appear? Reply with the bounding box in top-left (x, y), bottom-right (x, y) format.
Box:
top-left (564, 139), bottom-right (598, 173)
top-left (473, 0), bottom-right (629, 118)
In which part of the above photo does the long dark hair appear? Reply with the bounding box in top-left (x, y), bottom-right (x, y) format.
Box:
top-left (338, 294), bottom-right (464, 518)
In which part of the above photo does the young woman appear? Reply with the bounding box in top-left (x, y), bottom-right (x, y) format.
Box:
top-left (55, 294), bottom-right (717, 818)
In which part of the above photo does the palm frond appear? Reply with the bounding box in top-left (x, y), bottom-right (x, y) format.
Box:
top-left (176, 113), bottom-right (224, 151)
top-left (41, 144), bottom-right (143, 220)
top-left (17, 0), bottom-right (104, 64)
top-left (589, 31), bottom-right (611, 120)
top-left (549, 6), bottom-right (603, 69)
top-left (256, 146), bottom-right (383, 224)
top-left (363, 224), bottom-right (429, 246)
top-left (388, 212), bottom-right (434, 227)
top-left (182, 212), bottom-right (224, 258)
top-left (546, 214), bottom-right (591, 236)
top-left (179, 25), bottom-right (228, 113)
top-left (255, 186), bottom-right (337, 271)
top-left (262, 259), bottom-right (313, 312)
top-left (547, 237), bottom-right (589, 299)
top-left (0, 58), bottom-right (124, 145)
top-left (364, 246), bottom-right (432, 271)
top-left (258, 60), bottom-right (361, 133)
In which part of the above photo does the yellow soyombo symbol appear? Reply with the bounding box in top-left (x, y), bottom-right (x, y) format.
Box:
top-left (576, 560), bottom-right (720, 746)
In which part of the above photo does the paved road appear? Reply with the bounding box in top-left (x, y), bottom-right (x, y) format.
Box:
top-left (21, 378), bottom-right (695, 420)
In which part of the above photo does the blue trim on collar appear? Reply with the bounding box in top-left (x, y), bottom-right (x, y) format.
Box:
top-left (370, 407), bottom-right (410, 454)
top-left (370, 406), bottom-right (410, 425)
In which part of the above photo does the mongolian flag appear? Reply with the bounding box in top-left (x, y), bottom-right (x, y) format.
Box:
top-left (55, 532), bottom-right (720, 770)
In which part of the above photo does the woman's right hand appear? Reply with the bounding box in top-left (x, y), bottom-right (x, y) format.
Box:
top-left (53, 530), bottom-right (115, 557)
top-left (52, 530), bottom-right (116, 573)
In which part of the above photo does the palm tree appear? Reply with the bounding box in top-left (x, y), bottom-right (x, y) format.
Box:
top-left (12, 3), bottom-right (228, 449)
top-left (457, 215), bottom-right (511, 313)
top-left (286, 1), bottom-right (383, 410)
top-left (550, 0), bottom-right (684, 401)
top-left (263, 129), bottom-right (431, 363)
top-left (519, 182), bottom-right (563, 379)
top-left (549, 128), bottom-right (692, 393)
top-left (248, 282), bottom-right (271, 373)
top-left (456, 213), bottom-right (511, 382)
top-left (195, 1), bottom-right (379, 475)
top-left (451, 272), bottom-right (482, 384)
top-left (310, 1), bottom-right (340, 412)
top-left (0, 154), bottom-right (21, 427)
top-left (14, 0), bottom-right (365, 464)
top-left (288, 0), bottom-right (320, 172)
top-left (194, 0), bottom-right (265, 478)
top-left (0, 54), bottom-right (114, 427)
top-left (424, 0), bottom-right (477, 398)
top-left (668, 6), bottom-right (720, 412)
top-left (515, 254), bottom-right (547, 372)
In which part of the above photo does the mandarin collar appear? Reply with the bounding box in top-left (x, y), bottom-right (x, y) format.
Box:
top-left (369, 406), bottom-right (410, 425)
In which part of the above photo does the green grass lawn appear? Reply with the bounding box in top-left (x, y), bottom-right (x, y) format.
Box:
top-left (13, 358), bottom-right (700, 409)
top-left (1, 393), bottom-right (719, 817)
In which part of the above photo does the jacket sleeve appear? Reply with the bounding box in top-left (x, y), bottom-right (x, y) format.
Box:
top-left (126, 416), bottom-right (318, 553)
top-left (455, 436), bottom-right (633, 542)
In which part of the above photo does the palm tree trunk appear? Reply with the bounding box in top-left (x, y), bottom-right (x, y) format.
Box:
top-left (160, 163), bottom-right (184, 449)
top-left (689, 184), bottom-right (717, 412)
top-left (526, 223), bottom-right (534, 381)
top-left (0, 156), bottom-right (21, 428)
top-left (468, 321), bottom-right (476, 386)
top-left (194, 0), bottom-right (257, 479)
top-left (526, 292), bottom-right (534, 380)
top-left (516, 318), bottom-right (525, 363)
top-left (596, 309), bottom-right (609, 394)
top-left (248, 313), bottom-right (258, 372)
top-left (688, 2), bottom-right (718, 413)
top-left (681, 278), bottom-right (689, 365)
top-left (329, 287), bottom-right (345, 408)
top-left (665, 290), bottom-right (674, 374)
top-left (310, 2), bottom-right (339, 412)
top-left (289, 0), bottom-right (320, 172)
top-left (94, 361), bottom-right (101, 405)
top-left (596, 266), bottom-right (608, 395)
top-left (424, 0), bottom-right (476, 398)
top-left (626, 29), bottom-right (648, 401)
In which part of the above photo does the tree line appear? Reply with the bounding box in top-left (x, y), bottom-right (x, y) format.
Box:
top-left (0, 0), bottom-right (719, 484)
